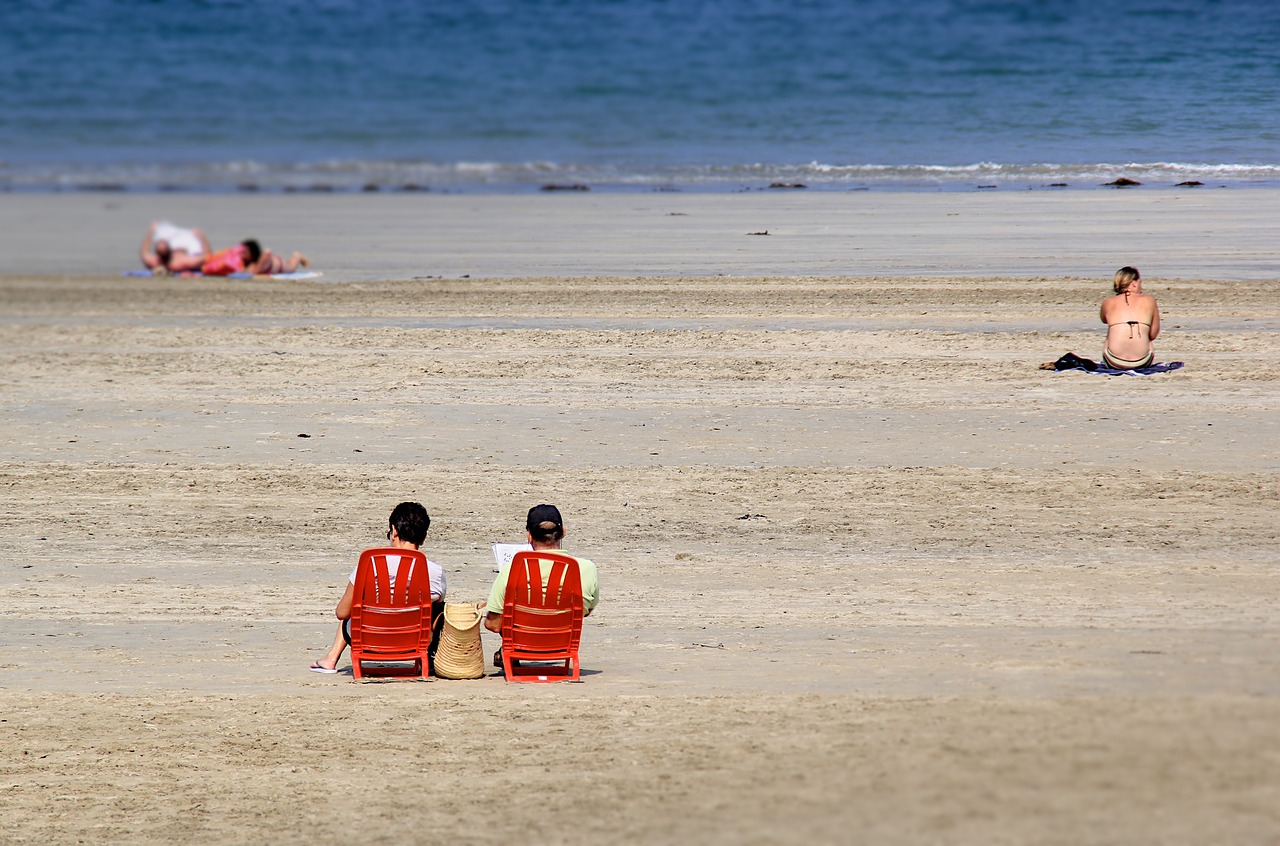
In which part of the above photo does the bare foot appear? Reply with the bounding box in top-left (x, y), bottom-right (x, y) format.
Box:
top-left (308, 659), bottom-right (338, 674)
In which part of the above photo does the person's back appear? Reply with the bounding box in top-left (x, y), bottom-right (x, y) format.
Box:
top-left (1100, 266), bottom-right (1160, 369)
top-left (308, 501), bottom-right (446, 674)
top-left (484, 504), bottom-right (599, 671)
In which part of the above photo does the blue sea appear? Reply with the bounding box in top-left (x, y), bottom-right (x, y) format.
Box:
top-left (2, 0), bottom-right (1278, 192)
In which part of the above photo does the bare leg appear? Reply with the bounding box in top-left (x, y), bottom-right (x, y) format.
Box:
top-left (309, 623), bottom-right (346, 672)
top-left (167, 252), bottom-right (205, 273)
top-left (282, 251), bottom-right (310, 272)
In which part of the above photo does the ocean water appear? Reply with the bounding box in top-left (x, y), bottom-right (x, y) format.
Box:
top-left (2, 0), bottom-right (1278, 192)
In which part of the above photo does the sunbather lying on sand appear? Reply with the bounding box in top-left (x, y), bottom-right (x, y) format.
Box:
top-left (140, 221), bottom-right (210, 274)
top-left (201, 239), bottom-right (310, 276)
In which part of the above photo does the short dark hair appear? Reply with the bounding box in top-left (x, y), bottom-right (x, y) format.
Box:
top-left (241, 239), bottom-right (263, 263)
top-left (526, 503), bottom-right (564, 543)
top-left (389, 501), bottom-right (430, 546)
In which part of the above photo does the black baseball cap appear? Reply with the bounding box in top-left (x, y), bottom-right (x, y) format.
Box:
top-left (526, 504), bottom-right (563, 533)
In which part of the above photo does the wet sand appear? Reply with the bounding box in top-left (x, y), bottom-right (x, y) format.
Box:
top-left (1, 193), bottom-right (1278, 844)
top-left (6, 188), bottom-right (1280, 280)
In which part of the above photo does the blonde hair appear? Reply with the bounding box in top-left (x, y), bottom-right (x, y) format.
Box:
top-left (1114, 266), bottom-right (1140, 293)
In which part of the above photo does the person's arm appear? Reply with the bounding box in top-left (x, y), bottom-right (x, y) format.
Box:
top-left (140, 222), bottom-right (158, 267)
top-left (482, 566), bottom-right (508, 633)
top-left (334, 583), bottom-right (355, 620)
top-left (430, 561), bottom-right (446, 602)
top-left (1148, 299), bottom-right (1160, 341)
top-left (581, 561), bottom-right (599, 617)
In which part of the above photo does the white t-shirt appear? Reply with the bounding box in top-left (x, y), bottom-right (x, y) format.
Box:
top-left (350, 553), bottom-right (446, 601)
top-left (152, 221), bottom-right (206, 257)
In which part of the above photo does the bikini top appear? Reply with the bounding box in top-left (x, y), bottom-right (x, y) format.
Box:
top-left (1109, 290), bottom-right (1151, 338)
top-left (1108, 320), bottom-right (1151, 338)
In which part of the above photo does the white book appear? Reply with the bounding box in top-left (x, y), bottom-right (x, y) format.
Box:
top-left (491, 542), bottom-right (532, 571)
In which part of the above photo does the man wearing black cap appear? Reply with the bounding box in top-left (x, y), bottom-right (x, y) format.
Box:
top-left (484, 504), bottom-right (600, 661)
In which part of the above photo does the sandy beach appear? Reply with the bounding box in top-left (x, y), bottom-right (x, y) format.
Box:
top-left (1, 192), bottom-right (1278, 844)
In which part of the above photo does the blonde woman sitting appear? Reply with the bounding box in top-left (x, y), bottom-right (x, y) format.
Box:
top-left (1099, 266), bottom-right (1161, 370)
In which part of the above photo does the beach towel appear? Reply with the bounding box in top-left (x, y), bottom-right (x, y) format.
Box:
top-left (123, 269), bottom-right (323, 280)
top-left (1044, 352), bottom-right (1183, 376)
top-left (1092, 362), bottom-right (1183, 375)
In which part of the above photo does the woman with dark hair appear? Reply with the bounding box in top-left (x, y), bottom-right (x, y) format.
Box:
top-left (248, 241), bottom-right (310, 275)
top-left (200, 238), bottom-right (310, 276)
top-left (308, 502), bottom-right (446, 674)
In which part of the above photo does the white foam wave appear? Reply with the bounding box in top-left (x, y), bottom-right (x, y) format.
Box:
top-left (2, 158), bottom-right (1279, 191)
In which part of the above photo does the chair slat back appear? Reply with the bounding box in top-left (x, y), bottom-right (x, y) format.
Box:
top-left (354, 548), bottom-right (427, 608)
top-left (350, 547), bottom-right (431, 676)
top-left (502, 551), bottom-right (584, 661)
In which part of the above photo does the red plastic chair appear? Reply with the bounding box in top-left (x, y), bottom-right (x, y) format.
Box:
top-left (501, 551), bottom-right (584, 682)
top-left (349, 547), bottom-right (433, 680)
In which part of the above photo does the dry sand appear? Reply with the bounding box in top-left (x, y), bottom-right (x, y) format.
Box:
top-left (1, 192), bottom-right (1278, 844)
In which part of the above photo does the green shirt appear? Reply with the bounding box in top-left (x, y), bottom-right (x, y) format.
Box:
top-left (485, 551), bottom-right (600, 616)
